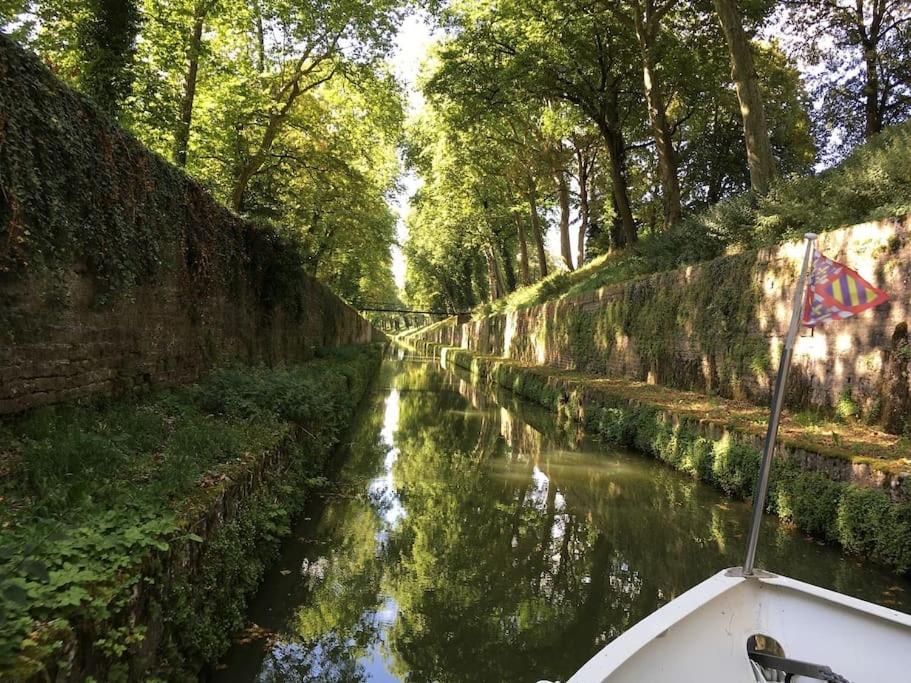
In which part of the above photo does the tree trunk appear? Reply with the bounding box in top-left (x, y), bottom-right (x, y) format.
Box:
top-left (173, 4), bottom-right (206, 167)
top-left (499, 238), bottom-right (517, 292)
top-left (77, 0), bottom-right (142, 117)
top-left (609, 197), bottom-right (625, 250)
top-left (461, 259), bottom-right (477, 310)
top-left (254, 4), bottom-right (266, 73)
top-left (230, 79), bottom-right (302, 211)
top-left (527, 178), bottom-right (549, 278)
top-left (556, 169), bottom-right (574, 271)
top-left (485, 246), bottom-right (503, 301)
top-left (638, 42), bottom-right (682, 228)
top-left (576, 147), bottom-right (590, 267)
top-left (862, 43), bottom-right (882, 137)
top-left (595, 117), bottom-right (638, 246)
top-left (713, 0), bottom-right (776, 195)
top-left (515, 214), bottom-right (531, 285)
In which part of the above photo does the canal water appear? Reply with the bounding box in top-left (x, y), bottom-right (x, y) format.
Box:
top-left (215, 349), bottom-right (911, 682)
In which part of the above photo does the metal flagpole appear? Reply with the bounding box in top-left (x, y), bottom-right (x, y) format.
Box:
top-left (742, 232), bottom-right (817, 576)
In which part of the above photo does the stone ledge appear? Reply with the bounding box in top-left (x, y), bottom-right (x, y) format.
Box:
top-left (412, 340), bottom-right (910, 498)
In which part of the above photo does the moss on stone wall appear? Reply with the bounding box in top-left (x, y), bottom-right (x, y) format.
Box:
top-left (0, 35), bottom-right (283, 308)
top-left (0, 36), bottom-right (379, 416)
top-left (557, 251), bottom-right (773, 397)
top-left (407, 214), bottom-right (910, 431)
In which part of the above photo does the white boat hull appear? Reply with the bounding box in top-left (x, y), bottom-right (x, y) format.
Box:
top-left (565, 568), bottom-right (911, 682)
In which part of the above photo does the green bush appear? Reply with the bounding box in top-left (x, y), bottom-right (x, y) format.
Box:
top-left (686, 437), bottom-right (716, 482)
top-left (780, 472), bottom-right (843, 541)
top-left (710, 439), bottom-right (761, 498)
top-left (835, 486), bottom-right (911, 571)
top-left (591, 406), bottom-right (634, 445)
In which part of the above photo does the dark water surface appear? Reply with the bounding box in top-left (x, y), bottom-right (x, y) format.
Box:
top-left (215, 350), bottom-right (911, 682)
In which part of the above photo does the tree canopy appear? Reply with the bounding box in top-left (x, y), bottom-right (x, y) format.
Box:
top-left (2, 0), bottom-right (407, 306)
top-left (2, 0), bottom-right (909, 311)
top-left (401, 0), bottom-right (904, 313)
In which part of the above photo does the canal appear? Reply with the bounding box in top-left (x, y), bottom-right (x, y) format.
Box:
top-left (215, 349), bottom-right (911, 682)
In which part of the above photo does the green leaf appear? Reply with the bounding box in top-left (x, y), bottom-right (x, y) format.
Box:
top-left (2, 585), bottom-right (28, 605)
top-left (21, 560), bottom-right (50, 583)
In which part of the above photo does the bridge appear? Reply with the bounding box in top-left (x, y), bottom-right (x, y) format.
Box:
top-left (354, 303), bottom-right (466, 332)
top-left (355, 305), bottom-right (457, 315)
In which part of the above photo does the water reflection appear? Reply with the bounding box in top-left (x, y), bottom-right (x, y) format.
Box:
top-left (216, 352), bottom-right (911, 683)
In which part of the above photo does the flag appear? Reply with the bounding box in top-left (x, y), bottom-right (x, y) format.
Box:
top-left (802, 249), bottom-right (888, 326)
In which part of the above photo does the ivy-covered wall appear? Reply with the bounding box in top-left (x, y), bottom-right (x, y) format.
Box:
top-left (414, 215), bottom-right (911, 431)
top-left (0, 36), bottom-right (380, 415)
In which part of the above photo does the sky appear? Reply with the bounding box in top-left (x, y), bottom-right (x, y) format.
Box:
top-left (388, 12), bottom-right (437, 291)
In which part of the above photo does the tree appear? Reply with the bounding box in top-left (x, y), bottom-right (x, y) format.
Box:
top-left (76, 0), bottom-right (142, 116)
top-left (778, 0), bottom-right (911, 158)
top-left (172, 0), bottom-right (216, 166)
top-left (4, 0), bottom-right (141, 117)
top-left (628, 0), bottom-right (683, 227)
top-left (219, 0), bottom-right (404, 211)
top-left (712, 0), bottom-right (777, 194)
top-left (403, 104), bottom-right (532, 308)
top-left (428, 0), bottom-right (644, 247)
top-left (570, 128), bottom-right (599, 266)
top-left (674, 24), bottom-right (815, 206)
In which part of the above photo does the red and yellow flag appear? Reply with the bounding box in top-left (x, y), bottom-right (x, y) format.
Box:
top-left (802, 250), bottom-right (888, 326)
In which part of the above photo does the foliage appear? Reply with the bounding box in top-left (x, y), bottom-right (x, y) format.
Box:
top-left (1, 0), bottom-right (405, 306)
top-left (770, 1), bottom-right (911, 161)
top-left (0, 345), bottom-right (381, 679)
top-left (472, 118), bottom-right (911, 318)
top-left (402, 0), bottom-right (820, 311)
top-left (0, 33), bottom-right (387, 333)
top-left (77, 0), bottom-right (142, 115)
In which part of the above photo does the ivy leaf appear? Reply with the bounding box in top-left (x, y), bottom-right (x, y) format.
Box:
top-left (21, 560), bottom-right (50, 583)
top-left (2, 585), bottom-right (28, 605)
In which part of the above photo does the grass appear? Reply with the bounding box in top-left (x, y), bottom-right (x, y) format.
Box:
top-left (0, 344), bottom-right (380, 680)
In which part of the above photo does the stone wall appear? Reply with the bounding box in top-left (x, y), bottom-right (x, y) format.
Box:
top-left (411, 216), bottom-right (911, 431)
top-left (0, 37), bottom-right (380, 415)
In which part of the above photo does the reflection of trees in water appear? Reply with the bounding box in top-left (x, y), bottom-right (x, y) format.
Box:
top-left (256, 638), bottom-right (367, 683)
top-left (381, 387), bottom-right (654, 682)
top-left (268, 393), bottom-right (391, 681)
top-left (257, 359), bottom-right (911, 683)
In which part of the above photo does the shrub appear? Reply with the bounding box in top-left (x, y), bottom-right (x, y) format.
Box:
top-left (836, 486), bottom-right (911, 571)
top-left (714, 441), bottom-right (761, 498)
top-left (784, 472), bottom-right (843, 541)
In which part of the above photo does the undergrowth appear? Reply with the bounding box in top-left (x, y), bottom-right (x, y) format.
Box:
top-left (0, 344), bottom-right (380, 680)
